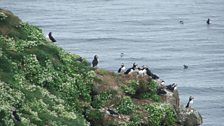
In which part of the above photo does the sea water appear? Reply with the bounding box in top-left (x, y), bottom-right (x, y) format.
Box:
top-left (1, 0), bottom-right (224, 125)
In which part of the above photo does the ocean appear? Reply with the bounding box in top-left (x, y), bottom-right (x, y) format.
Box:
top-left (1, 0), bottom-right (224, 125)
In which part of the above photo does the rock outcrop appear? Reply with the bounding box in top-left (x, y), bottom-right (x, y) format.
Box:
top-left (159, 85), bottom-right (203, 126)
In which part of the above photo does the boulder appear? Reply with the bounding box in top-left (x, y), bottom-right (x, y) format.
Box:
top-left (177, 106), bottom-right (203, 126)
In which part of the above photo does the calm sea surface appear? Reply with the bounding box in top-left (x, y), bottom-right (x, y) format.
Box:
top-left (1, 0), bottom-right (224, 125)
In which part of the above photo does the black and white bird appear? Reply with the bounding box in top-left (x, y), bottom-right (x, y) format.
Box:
top-left (185, 96), bottom-right (194, 109)
top-left (48, 32), bottom-right (56, 42)
top-left (92, 55), bottom-right (98, 68)
top-left (137, 66), bottom-right (147, 77)
top-left (166, 83), bottom-right (177, 92)
top-left (12, 109), bottom-right (21, 122)
top-left (161, 80), bottom-right (165, 85)
top-left (157, 87), bottom-right (167, 95)
top-left (145, 67), bottom-right (159, 79)
top-left (207, 18), bottom-right (210, 25)
top-left (118, 63), bottom-right (126, 73)
top-left (183, 65), bottom-right (188, 69)
top-left (124, 63), bottom-right (137, 75)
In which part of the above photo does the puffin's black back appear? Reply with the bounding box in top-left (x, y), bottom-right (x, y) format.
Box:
top-left (48, 32), bottom-right (57, 42)
top-left (92, 55), bottom-right (98, 67)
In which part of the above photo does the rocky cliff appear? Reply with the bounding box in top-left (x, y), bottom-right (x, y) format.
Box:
top-left (0, 9), bottom-right (202, 126)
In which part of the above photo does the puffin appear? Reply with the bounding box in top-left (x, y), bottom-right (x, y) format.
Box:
top-left (145, 67), bottom-right (159, 79)
top-left (185, 96), bottom-right (194, 109)
top-left (124, 63), bottom-right (137, 75)
top-left (137, 66), bottom-right (147, 76)
top-left (166, 83), bottom-right (177, 92)
top-left (48, 32), bottom-right (56, 42)
top-left (179, 20), bottom-right (184, 24)
top-left (118, 63), bottom-right (126, 73)
top-left (92, 55), bottom-right (98, 67)
top-left (207, 18), bottom-right (210, 25)
top-left (161, 80), bottom-right (165, 85)
top-left (157, 87), bottom-right (167, 95)
top-left (12, 109), bottom-right (21, 122)
top-left (183, 65), bottom-right (188, 69)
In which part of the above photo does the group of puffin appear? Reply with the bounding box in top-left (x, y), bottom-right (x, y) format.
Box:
top-left (47, 31), bottom-right (194, 113)
top-left (118, 62), bottom-right (159, 79)
top-left (90, 55), bottom-right (194, 111)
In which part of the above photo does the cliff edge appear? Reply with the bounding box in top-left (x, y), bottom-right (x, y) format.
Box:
top-left (0, 9), bottom-right (202, 126)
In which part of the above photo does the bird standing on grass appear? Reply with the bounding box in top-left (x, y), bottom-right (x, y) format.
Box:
top-left (92, 55), bottom-right (98, 68)
top-left (48, 32), bottom-right (56, 42)
top-left (12, 109), bottom-right (21, 122)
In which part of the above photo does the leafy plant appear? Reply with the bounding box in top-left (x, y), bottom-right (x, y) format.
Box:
top-left (91, 91), bottom-right (113, 108)
top-left (144, 103), bottom-right (176, 126)
top-left (0, 12), bottom-right (7, 20)
top-left (128, 112), bottom-right (144, 126)
top-left (122, 80), bottom-right (139, 96)
top-left (122, 79), bottom-right (160, 101)
top-left (117, 96), bottom-right (135, 115)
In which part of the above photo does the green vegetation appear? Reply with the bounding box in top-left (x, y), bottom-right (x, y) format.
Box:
top-left (0, 9), bottom-right (178, 126)
top-left (91, 91), bottom-right (113, 108)
top-left (122, 79), bottom-right (160, 101)
top-left (117, 96), bottom-right (135, 115)
top-left (0, 9), bottom-right (93, 126)
top-left (144, 103), bottom-right (176, 126)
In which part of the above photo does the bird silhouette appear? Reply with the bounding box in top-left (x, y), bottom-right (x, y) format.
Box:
top-left (92, 55), bottom-right (98, 67)
top-left (118, 63), bottom-right (126, 73)
top-left (12, 109), bottom-right (21, 122)
top-left (183, 65), bottom-right (188, 69)
top-left (48, 32), bottom-right (56, 42)
top-left (207, 18), bottom-right (210, 25)
top-left (186, 96), bottom-right (194, 109)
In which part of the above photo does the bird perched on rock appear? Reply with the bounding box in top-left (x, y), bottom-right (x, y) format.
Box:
top-left (185, 96), bottom-right (194, 109)
top-left (166, 83), bottom-right (177, 92)
top-left (161, 80), bottom-right (165, 85)
top-left (92, 55), bottom-right (98, 68)
top-left (157, 87), bottom-right (167, 95)
top-left (145, 67), bottom-right (159, 79)
top-left (118, 63), bottom-right (126, 73)
top-left (48, 32), bottom-right (56, 42)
